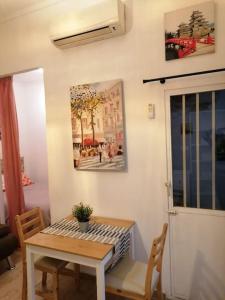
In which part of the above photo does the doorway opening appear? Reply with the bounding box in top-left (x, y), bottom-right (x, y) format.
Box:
top-left (0, 68), bottom-right (50, 225)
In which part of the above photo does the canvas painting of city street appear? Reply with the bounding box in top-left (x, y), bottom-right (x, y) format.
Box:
top-left (70, 79), bottom-right (126, 171)
top-left (165, 1), bottom-right (215, 61)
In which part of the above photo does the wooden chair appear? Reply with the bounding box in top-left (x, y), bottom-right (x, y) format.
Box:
top-left (15, 207), bottom-right (80, 300)
top-left (106, 223), bottom-right (168, 300)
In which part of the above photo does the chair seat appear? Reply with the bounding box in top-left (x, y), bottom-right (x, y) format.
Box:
top-left (106, 256), bottom-right (159, 296)
top-left (35, 256), bottom-right (67, 273)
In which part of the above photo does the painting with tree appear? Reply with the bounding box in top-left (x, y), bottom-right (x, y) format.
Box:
top-left (70, 79), bottom-right (126, 171)
top-left (165, 1), bottom-right (215, 61)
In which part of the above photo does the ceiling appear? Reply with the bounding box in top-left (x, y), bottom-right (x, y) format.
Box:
top-left (0, 0), bottom-right (61, 23)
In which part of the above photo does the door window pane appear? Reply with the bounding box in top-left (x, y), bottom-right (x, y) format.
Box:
top-left (171, 89), bottom-right (225, 211)
top-left (171, 95), bottom-right (183, 206)
top-left (185, 94), bottom-right (197, 208)
top-left (199, 92), bottom-right (212, 209)
top-left (215, 90), bottom-right (225, 210)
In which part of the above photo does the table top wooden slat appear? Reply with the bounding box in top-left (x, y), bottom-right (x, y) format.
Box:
top-left (25, 216), bottom-right (135, 260)
top-left (25, 233), bottom-right (113, 260)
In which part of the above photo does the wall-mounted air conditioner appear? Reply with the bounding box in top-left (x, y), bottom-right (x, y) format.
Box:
top-left (50, 0), bottom-right (125, 48)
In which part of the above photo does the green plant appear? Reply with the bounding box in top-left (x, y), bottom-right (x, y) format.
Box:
top-left (72, 202), bottom-right (93, 222)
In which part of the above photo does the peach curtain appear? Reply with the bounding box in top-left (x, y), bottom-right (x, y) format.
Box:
top-left (0, 76), bottom-right (25, 234)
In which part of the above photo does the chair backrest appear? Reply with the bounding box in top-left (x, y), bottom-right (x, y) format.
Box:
top-left (15, 207), bottom-right (45, 261)
top-left (145, 223), bottom-right (168, 299)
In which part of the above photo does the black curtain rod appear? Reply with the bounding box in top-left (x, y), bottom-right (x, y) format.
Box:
top-left (143, 67), bottom-right (225, 84)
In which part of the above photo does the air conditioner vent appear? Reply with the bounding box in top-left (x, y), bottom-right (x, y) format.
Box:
top-left (54, 26), bottom-right (113, 47)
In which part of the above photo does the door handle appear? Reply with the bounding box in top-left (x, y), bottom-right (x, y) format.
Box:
top-left (168, 209), bottom-right (177, 215)
top-left (165, 182), bottom-right (171, 197)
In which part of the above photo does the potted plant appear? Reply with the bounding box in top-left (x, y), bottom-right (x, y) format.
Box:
top-left (72, 202), bottom-right (93, 232)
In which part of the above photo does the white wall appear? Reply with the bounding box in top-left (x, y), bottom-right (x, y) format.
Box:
top-left (13, 70), bottom-right (48, 184)
top-left (0, 0), bottom-right (225, 296)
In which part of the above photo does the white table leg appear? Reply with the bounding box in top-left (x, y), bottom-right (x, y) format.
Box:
top-left (26, 246), bottom-right (35, 300)
top-left (129, 227), bottom-right (135, 259)
top-left (96, 262), bottom-right (105, 300)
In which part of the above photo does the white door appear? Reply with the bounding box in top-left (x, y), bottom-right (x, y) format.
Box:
top-left (166, 84), bottom-right (225, 300)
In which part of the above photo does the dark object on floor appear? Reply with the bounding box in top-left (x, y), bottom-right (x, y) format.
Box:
top-left (0, 223), bottom-right (18, 269)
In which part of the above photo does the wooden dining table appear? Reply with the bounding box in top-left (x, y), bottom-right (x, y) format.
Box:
top-left (25, 216), bottom-right (135, 300)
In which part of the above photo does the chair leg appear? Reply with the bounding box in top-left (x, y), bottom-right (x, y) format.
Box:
top-left (74, 263), bottom-right (80, 290)
top-left (157, 275), bottom-right (163, 300)
top-left (52, 273), bottom-right (59, 300)
top-left (42, 271), bottom-right (47, 286)
top-left (22, 262), bottom-right (27, 300)
top-left (6, 256), bottom-right (15, 270)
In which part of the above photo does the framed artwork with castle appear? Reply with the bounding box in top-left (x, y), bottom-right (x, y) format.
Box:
top-left (165, 1), bottom-right (215, 61)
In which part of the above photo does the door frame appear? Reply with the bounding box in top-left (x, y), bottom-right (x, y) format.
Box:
top-left (164, 82), bottom-right (225, 299)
